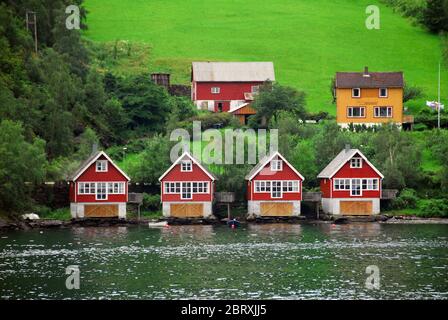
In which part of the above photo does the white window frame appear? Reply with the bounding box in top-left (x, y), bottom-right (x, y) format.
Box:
top-left (350, 157), bottom-right (362, 168)
top-left (282, 180), bottom-right (299, 192)
top-left (96, 160), bottom-right (108, 172)
top-left (374, 106), bottom-right (393, 118)
top-left (181, 160), bottom-right (192, 172)
top-left (333, 179), bottom-right (351, 191)
top-left (347, 106), bottom-right (365, 118)
top-left (350, 179), bottom-right (362, 196)
top-left (379, 88), bottom-right (388, 98)
top-left (352, 88), bottom-right (361, 98)
top-left (271, 160), bottom-right (283, 171)
top-left (251, 85), bottom-right (260, 94)
top-left (181, 182), bottom-right (192, 199)
top-left (78, 182), bottom-right (96, 195)
top-left (211, 87), bottom-right (220, 94)
top-left (96, 182), bottom-right (108, 200)
top-left (107, 182), bottom-right (125, 194)
top-left (271, 181), bottom-right (282, 198)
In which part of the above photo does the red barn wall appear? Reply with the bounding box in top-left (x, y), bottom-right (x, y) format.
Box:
top-left (324, 157), bottom-right (382, 199)
top-left (74, 155), bottom-right (128, 203)
top-left (248, 161), bottom-right (303, 201)
top-left (161, 163), bottom-right (213, 202)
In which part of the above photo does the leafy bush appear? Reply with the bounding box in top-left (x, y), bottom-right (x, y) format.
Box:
top-left (391, 188), bottom-right (419, 209)
top-left (142, 193), bottom-right (161, 211)
top-left (418, 199), bottom-right (448, 217)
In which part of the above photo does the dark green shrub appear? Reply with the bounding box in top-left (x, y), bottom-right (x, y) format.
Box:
top-left (391, 188), bottom-right (419, 209)
top-left (418, 199), bottom-right (448, 217)
top-left (142, 193), bottom-right (161, 211)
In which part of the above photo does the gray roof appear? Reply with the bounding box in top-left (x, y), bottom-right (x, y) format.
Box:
top-left (68, 151), bottom-right (102, 181)
top-left (192, 62), bottom-right (275, 82)
top-left (245, 153), bottom-right (272, 180)
top-left (317, 149), bottom-right (360, 178)
top-left (335, 71), bottom-right (403, 88)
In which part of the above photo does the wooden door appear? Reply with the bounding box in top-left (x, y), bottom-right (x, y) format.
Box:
top-left (170, 203), bottom-right (204, 217)
top-left (340, 201), bottom-right (373, 216)
top-left (260, 202), bottom-right (293, 216)
top-left (84, 204), bottom-right (118, 218)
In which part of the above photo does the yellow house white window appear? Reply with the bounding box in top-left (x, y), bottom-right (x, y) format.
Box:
top-left (352, 88), bottom-right (361, 98)
top-left (379, 88), bottom-right (388, 98)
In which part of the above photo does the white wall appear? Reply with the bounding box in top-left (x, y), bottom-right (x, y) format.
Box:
top-left (247, 200), bottom-right (301, 217)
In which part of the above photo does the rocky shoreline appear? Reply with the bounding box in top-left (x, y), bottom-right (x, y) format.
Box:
top-left (1, 215), bottom-right (448, 231)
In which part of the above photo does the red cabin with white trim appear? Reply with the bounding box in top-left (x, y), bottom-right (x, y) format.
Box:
top-left (69, 151), bottom-right (130, 219)
top-left (246, 152), bottom-right (304, 217)
top-left (191, 62), bottom-right (275, 112)
top-left (159, 152), bottom-right (217, 218)
top-left (318, 147), bottom-right (383, 216)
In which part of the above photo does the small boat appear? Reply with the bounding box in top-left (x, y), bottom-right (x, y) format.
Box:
top-left (148, 221), bottom-right (169, 228)
top-left (227, 219), bottom-right (240, 228)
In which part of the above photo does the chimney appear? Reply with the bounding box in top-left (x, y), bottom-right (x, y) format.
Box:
top-left (345, 144), bottom-right (351, 153)
top-left (363, 66), bottom-right (370, 77)
top-left (92, 143), bottom-right (98, 155)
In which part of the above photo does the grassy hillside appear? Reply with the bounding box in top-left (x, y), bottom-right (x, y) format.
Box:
top-left (83, 0), bottom-right (446, 114)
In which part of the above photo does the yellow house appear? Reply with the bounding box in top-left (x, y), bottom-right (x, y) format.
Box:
top-left (335, 67), bottom-right (405, 128)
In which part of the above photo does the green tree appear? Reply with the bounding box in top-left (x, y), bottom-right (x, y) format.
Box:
top-left (251, 82), bottom-right (306, 127)
top-left (131, 135), bottom-right (172, 184)
top-left (421, 0), bottom-right (448, 33)
top-left (372, 125), bottom-right (422, 189)
top-left (0, 120), bottom-right (46, 212)
top-left (289, 139), bottom-right (318, 189)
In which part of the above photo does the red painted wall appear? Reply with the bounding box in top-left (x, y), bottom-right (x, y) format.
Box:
top-left (320, 179), bottom-right (331, 198)
top-left (247, 159), bottom-right (303, 201)
top-left (320, 155), bottom-right (382, 199)
top-left (194, 81), bottom-right (263, 112)
top-left (71, 155), bottom-right (128, 203)
top-left (161, 163), bottom-right (214, 202)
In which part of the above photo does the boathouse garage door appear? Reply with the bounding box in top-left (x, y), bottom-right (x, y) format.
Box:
top-left (84, 204), bottom-right (118, 217)
top-left (340, 201), bottom-right (372, 216)
top-left (170, 204), bottom-right (204, 218)
top-left (260, 202), bottom-right (293, 216)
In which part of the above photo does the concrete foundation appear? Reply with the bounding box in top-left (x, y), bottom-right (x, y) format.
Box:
top-left (70, 202), bottom-right (127, 219)
top-left (247, 200), bottom-right (301, 217)
top-left (321, 198), bottom-right (380, 215)
top-left (162, 201), bottom-right (213, 218)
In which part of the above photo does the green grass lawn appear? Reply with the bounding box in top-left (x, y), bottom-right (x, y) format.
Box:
top-left (83, 0), bottom-right (446, 114)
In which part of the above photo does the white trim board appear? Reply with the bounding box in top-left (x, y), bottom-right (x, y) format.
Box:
top-left (71, 151), bottom-right (131, 182)
top-left (158, 151), bottom-right (216, 182)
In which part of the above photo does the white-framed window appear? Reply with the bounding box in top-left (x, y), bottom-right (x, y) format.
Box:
top-left (96, 160), bottom-right (108, 172)
top-left (347, 106), bottom-right (365, 118)
top-left (352, 88), bottom-right (361, 98)
top-left (350, 157), bottom-right (362, 168)
top-left (374, 106), bottom-right (393, 118)
top-left (251, 85), bottom-right (260, 94)
top-left (271, 160), bottom-right (283, 171)
top-left (362, 178), bottom-right (379, 190)
top-left (333, 179), bottom-right (351, 191)
top-left (254, 181), bottom-right (273, 193)
top-left (379, 88), bottom-right (388, 98)
top-left (211, 87), bottom-right (220, 94)
top-left (181, 160), bottom-right (192, 172)
top-left (192, 182), bottom-right (209, 194)
top-left (282, 180), bottom-right (299, 192)
top-left (271, 181), bottom-right (282, 198)
top-left (351, 179), bottom-right (362, 196)
top-left (78, 182), bottom-right (96, 194)
top-left (96, 182), bottom-right (107, 200)
top-left (107, 182), bottom-right (125, 194)
top-left (181, 182), bottom-right (192, 199)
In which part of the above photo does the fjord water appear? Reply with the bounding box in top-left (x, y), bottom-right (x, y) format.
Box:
top-left (0, 223), bottom-right (447, 299)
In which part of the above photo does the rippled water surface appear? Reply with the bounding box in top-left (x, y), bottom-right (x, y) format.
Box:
top-left (0, 223), bottom-right (447, 299)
